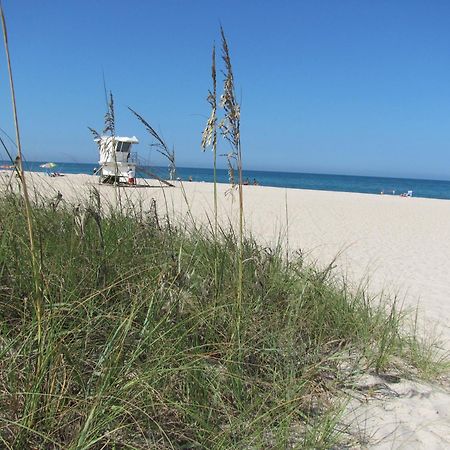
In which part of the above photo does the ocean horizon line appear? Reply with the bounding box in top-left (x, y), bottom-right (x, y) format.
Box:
top-left (2, 159), bottom-right (450, 184)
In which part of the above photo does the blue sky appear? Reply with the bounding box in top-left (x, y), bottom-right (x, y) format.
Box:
top-left (1, 0), bottom-right (450, 179)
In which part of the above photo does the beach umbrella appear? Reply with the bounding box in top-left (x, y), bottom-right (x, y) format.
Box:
top-left (40, 162), bottom-right (57, 169)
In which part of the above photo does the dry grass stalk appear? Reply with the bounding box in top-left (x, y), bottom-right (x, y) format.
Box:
top-left (201, 45), bottom-right (217, 152)
top-left (219, 27), bottom-right (242, 191)
top-left (88, 126), bottom-right (101, 140)
top-left (0, 134), bottom-right (20, 190)
top-left (104, 91), bottom-right (122, 207)
top-left (129, 107), bottom-right (176, 180)
top-left (216, 27), bottom-right (245, 358)
top-left (0, 7), bottom-right (36, 259)
top-left (201, 45), bottom-right (221, 298)
top-left (218, 27), bottom-right (244, 226)
top-left (103, 91), bottom-right (116, 136)
top-left (201, 45), bottom-right (219, 232)
top-left (1, 4), bottom-right (45, 434)
top-left (0, 9), bottom-right (40, 305)
top-left (89, 91), bottom-right (124, 208)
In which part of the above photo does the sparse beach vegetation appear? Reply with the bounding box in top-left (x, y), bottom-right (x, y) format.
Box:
top-left (0, 184), bottom-right (446, 448)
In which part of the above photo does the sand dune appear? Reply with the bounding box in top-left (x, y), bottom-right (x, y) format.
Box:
top-left (2, 170), bottom-right (450, 448)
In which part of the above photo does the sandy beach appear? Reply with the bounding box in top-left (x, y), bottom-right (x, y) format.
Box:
top-left (2, 170), bottom-right (450, 448)
top-left (7, 171), bottom-right (449, 343)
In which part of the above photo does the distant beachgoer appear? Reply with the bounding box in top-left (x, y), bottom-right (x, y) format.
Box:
top-left (127, 168), bottom-right (135, 185)
top-left (14, 156), bottom-right (21, 178)
top-left (253, 178), bottom-right (258, 186)
top-left (188, 176), bottom-right (193, 182)
top-left (392, 190), bottom-right (396, 195)
top-left (244, 178), bottom-right (249, 185)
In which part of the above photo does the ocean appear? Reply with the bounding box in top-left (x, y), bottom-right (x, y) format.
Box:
top-left (2, 160), bottom-right (450, 201)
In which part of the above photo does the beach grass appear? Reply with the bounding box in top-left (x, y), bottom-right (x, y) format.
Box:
top-left (0, 191), bottom-right (444, 449)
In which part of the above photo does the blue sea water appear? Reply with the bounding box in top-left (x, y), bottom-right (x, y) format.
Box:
top-left (2, 160), bottom-right (450, 201)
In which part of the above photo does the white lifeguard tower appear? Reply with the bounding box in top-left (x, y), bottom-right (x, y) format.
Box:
top-left (95, 136), bottom-right (139, 184)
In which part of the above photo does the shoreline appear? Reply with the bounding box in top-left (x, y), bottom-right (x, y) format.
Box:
top-left (2, 165), bottom-right (450, 201)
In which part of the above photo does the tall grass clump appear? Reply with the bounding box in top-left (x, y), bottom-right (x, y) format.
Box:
top-left (0, 194), bottom-right (442, 449)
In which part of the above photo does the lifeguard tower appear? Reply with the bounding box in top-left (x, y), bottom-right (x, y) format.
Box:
top-left (95, 136), bottom-right (139, 184)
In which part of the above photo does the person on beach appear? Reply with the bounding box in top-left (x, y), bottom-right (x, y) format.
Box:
top-left (127, 169), bottom-right (135, 185)
top-left (14, 156), bottom-right (20, 177)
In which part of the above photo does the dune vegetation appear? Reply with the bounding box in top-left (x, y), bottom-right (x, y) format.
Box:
top-left (0, 189), bottom-right (443, 449)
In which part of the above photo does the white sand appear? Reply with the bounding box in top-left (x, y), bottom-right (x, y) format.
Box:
top-left (2, 171), bottom-right (450, 448)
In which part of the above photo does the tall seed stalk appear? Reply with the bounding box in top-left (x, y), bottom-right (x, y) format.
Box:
top-left (129, 107), bottom-right (176, 181)
top-left (104, 91), bottom-right (122, 210)
top-left (0, 6), bottom-right (37, 284)
top-left (1, 4), bottom-right (45, 431)
top-left (201, 45), bottom-right (220, 296)
top-left (217, 28), bottom-right (244, 352)
top-left (201, 45), bottom-right (218, 234)
top-left (89, 91), bottom-right (122, 208)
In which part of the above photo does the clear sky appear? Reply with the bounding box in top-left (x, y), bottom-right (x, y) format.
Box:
top-left (0, 0), bottom-right (450, 180)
